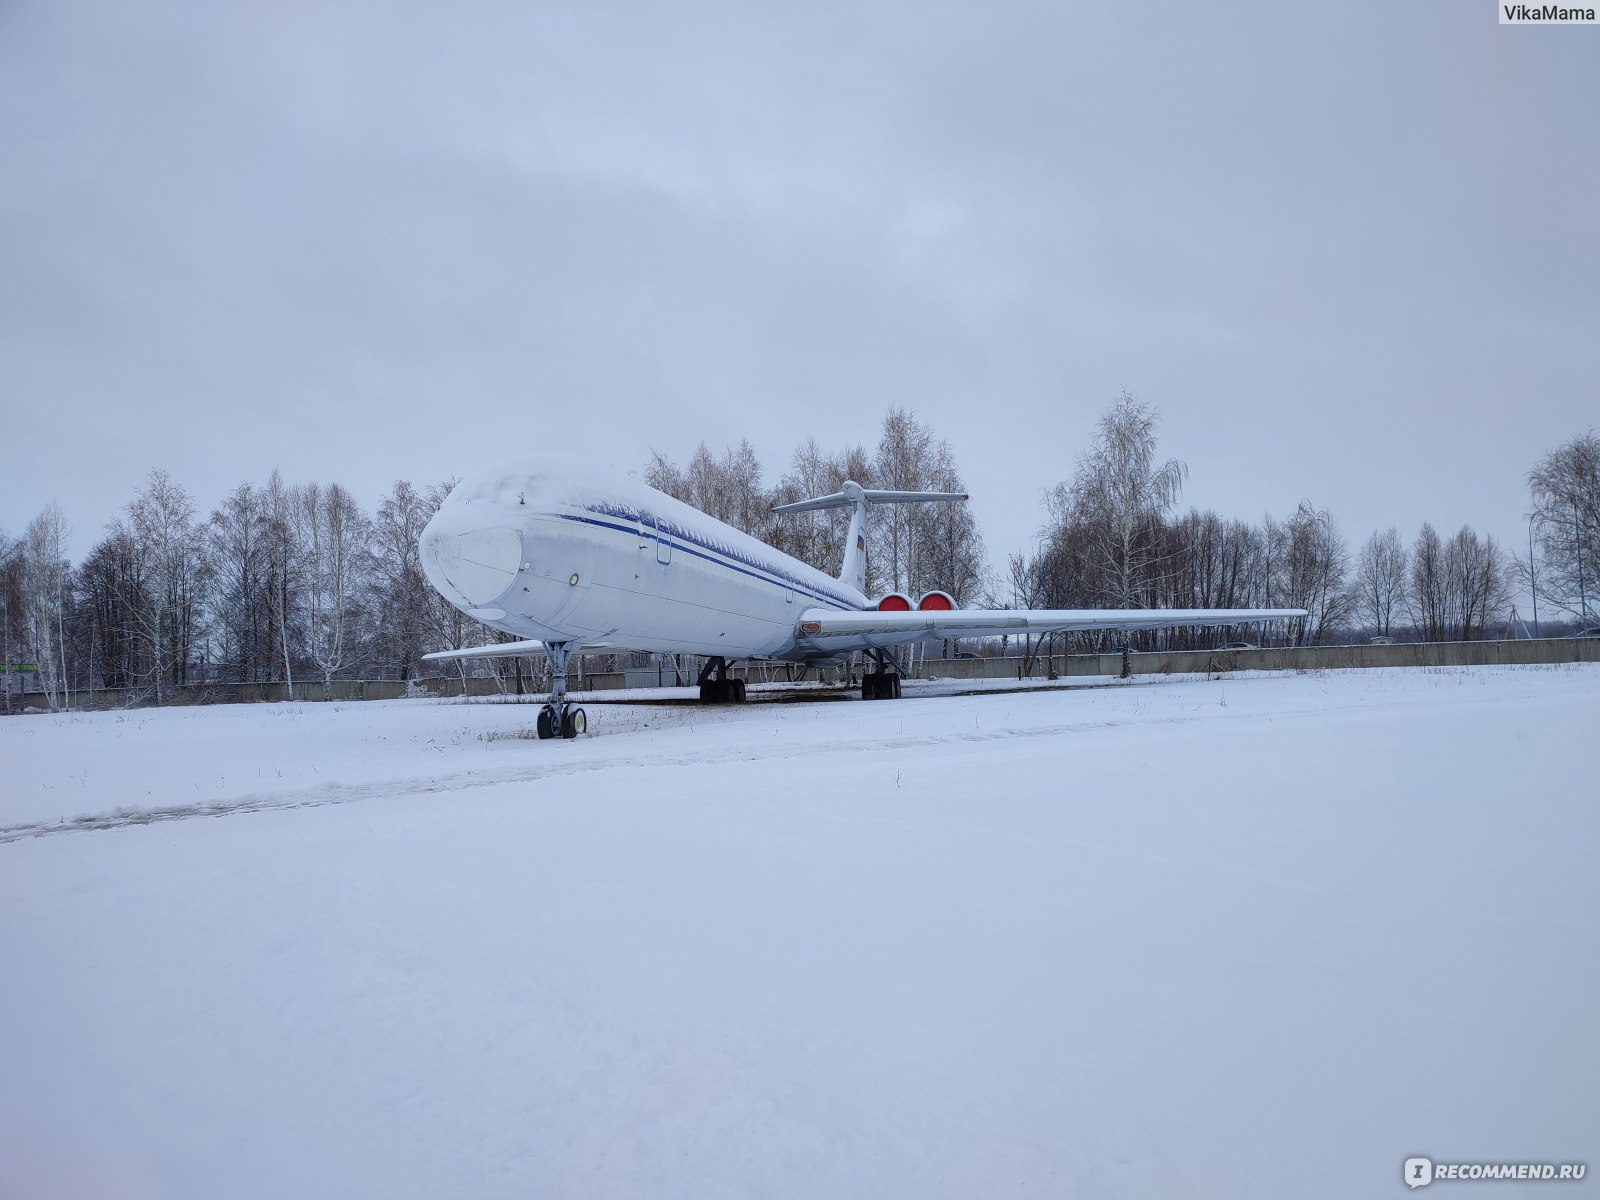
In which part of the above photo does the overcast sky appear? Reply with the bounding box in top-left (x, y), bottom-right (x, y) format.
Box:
top-left (2, 0), bottom-right (1595, 580)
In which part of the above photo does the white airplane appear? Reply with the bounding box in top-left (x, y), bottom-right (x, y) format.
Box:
top-left (419, 455), bottom-right (1306, 737)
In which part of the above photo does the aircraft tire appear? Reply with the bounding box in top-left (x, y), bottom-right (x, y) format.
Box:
top-left (536, 706), bottom-right (557, 739)
top-left (561, 707), bottom-right (586, 738)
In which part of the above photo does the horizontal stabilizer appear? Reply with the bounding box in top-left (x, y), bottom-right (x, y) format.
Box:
top-left (422, 639), bottom-right (547, 662)
top-left (772, 483), bottom-right (968, 515)
top-left (771, 479), bottom-right (969, 593)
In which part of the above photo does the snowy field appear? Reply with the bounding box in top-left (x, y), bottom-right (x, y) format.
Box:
top-left (2, 665), bottom-right (1596, 1199)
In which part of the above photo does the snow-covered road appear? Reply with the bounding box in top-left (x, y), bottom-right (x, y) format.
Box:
top-left (3, 665), bottom-right (1596, 1198)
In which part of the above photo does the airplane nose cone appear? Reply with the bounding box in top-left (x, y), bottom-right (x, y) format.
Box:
top-left (421, 521), bottom-right (521, 607)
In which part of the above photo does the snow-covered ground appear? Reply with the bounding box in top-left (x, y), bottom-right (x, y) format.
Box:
top-left (3, 665), bottom-right (1596, 1199)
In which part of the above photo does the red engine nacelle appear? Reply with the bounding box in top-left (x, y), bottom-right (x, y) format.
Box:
top-left (876, 592), bottom-right (913, 611)
top-left (918, 591), bottom-right (956, 611)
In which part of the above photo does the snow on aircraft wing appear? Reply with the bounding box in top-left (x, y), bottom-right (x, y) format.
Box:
top-left (794, 607), bottom-right (1308, 651)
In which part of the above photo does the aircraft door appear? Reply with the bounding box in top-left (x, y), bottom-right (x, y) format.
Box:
top-left (645, 512), bottom-right (671, 565)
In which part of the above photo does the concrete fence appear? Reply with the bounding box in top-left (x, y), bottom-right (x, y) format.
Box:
top-left (24, 673), bottom-right (629, 711)
top-left (921, 636), bottom-right (1599, 681)
top-left (13, 638), bottom-right (1595, 711)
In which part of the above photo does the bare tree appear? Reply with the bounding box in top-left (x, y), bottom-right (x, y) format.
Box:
top-left (1355, 526), bottom-right (1408, 637)
top-left (1060, 391), bottom-right (1188, 610)
top-left (768, 439), bottom-right (875, 577)
top-left (868, 408), bottom-right (985, 600)
top-left (1407, 523), bottom-right (1448, 642)
top-left (1161, 510), bottom-right (1263, 647)
top-left (642, 449), bottom-right (687, 500)
top-left (371, 480), bottom-right (438, 681)
top-left (297, 481), bottom-right (371, 696)
top-left (0, 531), bottom-right (23, 710)
top-left (646, 440), bottom-right (770, 537)
top-left (913, 439), bottom-right (985, 603)
top-left (262, 470), bottom-right (301, 698)
top-left (208, 482), bottom-right (274, 682)
top-left (724, 439), bottom-right (767, 538)
top-left (1021, 391), bottom-right (1189, 639)
top-left (417, 479), bottom-right (488, 689)
top-left (75, 525), bottom-right (144, 690)
top-left (21, 503), bottom-right (71, 709)
top-left (873, 406), bottom-right (936, 594)
top-left (1269, 501), bottom-right (1352, 645)
top-left (1444, 526), bottom-right (1511, 641)
top-left (1524, 431), bottom-right (1599, 624)
top-left (123, 470), bottom-right (205, 701)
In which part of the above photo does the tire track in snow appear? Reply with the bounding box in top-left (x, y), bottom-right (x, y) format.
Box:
top-left (0, 716), bottom-right (1151, 844)
top-left (7, 665), bottom-right (1550, 845)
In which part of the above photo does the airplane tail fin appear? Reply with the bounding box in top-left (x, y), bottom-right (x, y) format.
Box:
top-left (772, 481), bottom-right (968, 595)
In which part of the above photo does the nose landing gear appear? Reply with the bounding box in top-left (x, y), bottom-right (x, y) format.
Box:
top-left (534, 640), bottom-right (587, 739)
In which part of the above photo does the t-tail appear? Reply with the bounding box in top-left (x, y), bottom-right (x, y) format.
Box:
top-left (771, 481), bottom-right (968, 595)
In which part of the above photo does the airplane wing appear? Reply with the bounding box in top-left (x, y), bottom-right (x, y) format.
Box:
top-left (422, 639), bottom-right (546, 662)
top-left (794, 607), bottom-right (1307, 652)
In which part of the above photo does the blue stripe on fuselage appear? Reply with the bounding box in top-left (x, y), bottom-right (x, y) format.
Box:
top-left (556, 511), bottom-right (857, 611)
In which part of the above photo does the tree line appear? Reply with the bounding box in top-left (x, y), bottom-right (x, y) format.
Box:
top-left (1, 472), bottom-right (478, 710)
top-left (642, 406), bottom-right (987, 604)
top-left (1009, 394), bottom-right (1595, 650)
top-left (3, 400), bottom-right (1595, 710)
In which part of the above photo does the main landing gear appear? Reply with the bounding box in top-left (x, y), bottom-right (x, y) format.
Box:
top-left (861, 648), bottom-right (903, 701)
top-left (697, 656), bottom-right (747, 704)
top-left (535, 640), bottom-right (587, 739)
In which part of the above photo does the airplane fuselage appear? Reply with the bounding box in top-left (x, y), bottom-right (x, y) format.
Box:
top-left (420, 456), bottom-right (863, 662)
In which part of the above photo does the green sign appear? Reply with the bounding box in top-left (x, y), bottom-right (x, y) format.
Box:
top-left (3, 664), bottom-right (37, 673)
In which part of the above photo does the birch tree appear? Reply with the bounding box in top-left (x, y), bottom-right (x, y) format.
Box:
top-left (1524, 432), bottom-right (1599, 623)
top-left (1355, 526), bottom-right (1408, 637)
top-left (768, 440), bottom-right (874, 577)
top-left (125, 470), bottom-right (205, 701)
top-left (870, 408), bottom-right (984, 600)
top-left (913, 440), bottom-right (985, 604)
top-left (297, 481), bottom-right (371, 696)
top-left (21, 503), bottom-right (71, 709)
top-left (872, 406), bottom-right (935, 594)
top-left (1050, 391), bottom-right (1187, 610)
top-left (372, 479), bottom-right (437, 681)
top-left (208, 482), bottom-right (274, 681)
top-left (262, 470), bottom-right (300, 697)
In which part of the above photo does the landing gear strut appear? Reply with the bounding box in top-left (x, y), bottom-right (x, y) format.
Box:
top-left (535, 641), bottom-right (587, 739)
top-left (861, 648), bottom-right (903, 700)
top-left (697, 656), bottom-right (747, 704)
